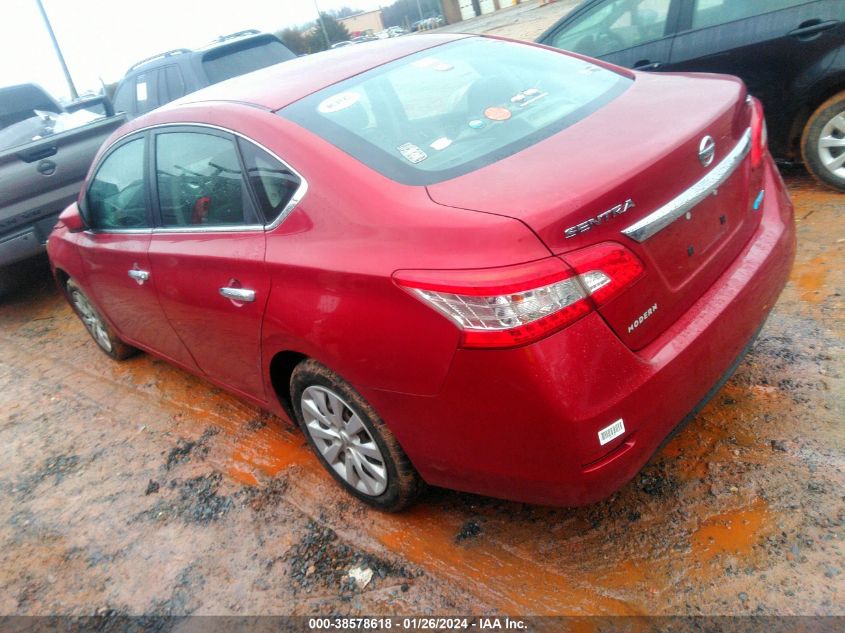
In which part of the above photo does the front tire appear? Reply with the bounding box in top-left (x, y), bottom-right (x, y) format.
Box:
top-left (66, 279), bottom-right (137, 360)
top-left (801, 91), bottom-right (845, 192)
top-left (290, 359), bottom-right (424, 511)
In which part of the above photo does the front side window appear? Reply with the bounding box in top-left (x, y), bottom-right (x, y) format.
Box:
top-left (692, 0), bottom-right (810, 29)
top-left (281, 38), bottom-right (630, 185)
top-left (550, 0), bottom-right (673, 57)
top-left (238, 139), bottom-right (302, 223)
top-left (155, 131), bottom-right (256, 228)
top-left (86, 138), bottom-right (147, 230)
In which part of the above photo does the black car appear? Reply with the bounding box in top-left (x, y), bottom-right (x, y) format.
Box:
top-left (112, 30), bottom-right (295, 120)
top-left (537, 0), bottom-right (845, 191)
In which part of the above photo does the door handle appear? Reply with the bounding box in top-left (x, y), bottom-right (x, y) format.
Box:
top-left (219, 287), bottom-right (256, 303)
top-left (789, 19), bottom-right (838, 39)
top-left (17, 144), bottom-right (57, 163)
top-left (127, 269), bottom-right (150, 284)
top-left (633, 60), bottom-right (662, 70)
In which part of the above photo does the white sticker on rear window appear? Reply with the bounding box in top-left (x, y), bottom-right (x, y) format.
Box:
top-left (136, 82), bottom-right (148, 102)
top-left (429, 137), bottom-right (452, 151)
top-left (598, 418), bottom-right (625, 446)
top-left (411, 57), bottom-right (439, 69)
top-left (397, 143), bottom-right (427, 164)
top-left (318, 91), bottom-right (360, 114)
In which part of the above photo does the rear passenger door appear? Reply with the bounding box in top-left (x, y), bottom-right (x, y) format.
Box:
top-left (542, 0), bottom-right (682, 70)
top-left (669, 0), bottom-right (842, 153)
top-left (147, 127), bottom-right (271, 401)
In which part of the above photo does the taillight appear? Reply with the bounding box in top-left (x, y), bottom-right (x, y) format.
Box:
top-left (749, 96), bottom-right (768, 169)
top-left (394, 243), bottom-right (644, 349)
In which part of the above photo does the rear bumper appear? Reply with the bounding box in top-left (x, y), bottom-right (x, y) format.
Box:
top-left (363, 157), bottom-right (796, 506)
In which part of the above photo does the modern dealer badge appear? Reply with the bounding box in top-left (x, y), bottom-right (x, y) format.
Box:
top-left (628, 303), bottom-right (658, 333)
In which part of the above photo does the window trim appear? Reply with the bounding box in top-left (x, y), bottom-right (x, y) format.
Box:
top-left (93, 122), bottom-right (308, 235)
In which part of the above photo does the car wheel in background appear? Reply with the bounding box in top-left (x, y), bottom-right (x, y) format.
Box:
top-left (801, 91), bottom-right (845, 192)
top-left (291, 359), bottom-right (425, 511)
top-left (66, 279), bottom-right (137, 360)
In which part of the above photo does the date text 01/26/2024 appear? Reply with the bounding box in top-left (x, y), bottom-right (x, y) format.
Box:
top-left (307, 617), bottom-right (528, 630)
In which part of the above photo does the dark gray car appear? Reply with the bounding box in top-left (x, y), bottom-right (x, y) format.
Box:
top-left (537, 0), bottom-right (845, 190)
top-left (112, 30), bottom-right (295, 119)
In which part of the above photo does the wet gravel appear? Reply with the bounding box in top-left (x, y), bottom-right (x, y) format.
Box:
top-left (285, 520), bottom-right (416, 598)
top-left (0, 167), bottom-right (842, 617)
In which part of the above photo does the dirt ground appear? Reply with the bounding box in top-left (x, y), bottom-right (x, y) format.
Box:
top-left (1, 169), bottom-right (843, 620)
top-left (1, 3), bottom-right (844, 621)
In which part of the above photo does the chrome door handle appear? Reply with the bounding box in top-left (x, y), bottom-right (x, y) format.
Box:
top-left (219, 287), bottom-right (256, 302)
top-left (633, 59), bottom-right (662, 71)
top-left (128, 269), bottom-right (150, 284)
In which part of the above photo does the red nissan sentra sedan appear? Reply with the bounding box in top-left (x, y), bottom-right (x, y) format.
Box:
top-left (48, 34), bottom-right (796, 510)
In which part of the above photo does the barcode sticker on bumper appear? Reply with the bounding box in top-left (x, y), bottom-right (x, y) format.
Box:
top-left (598, 419), bottom-right (625, 446)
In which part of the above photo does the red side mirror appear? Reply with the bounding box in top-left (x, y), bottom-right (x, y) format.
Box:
top-left (58, 203), bottom-right (86, 232)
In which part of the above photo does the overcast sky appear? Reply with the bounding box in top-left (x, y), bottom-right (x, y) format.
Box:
top-left (1, 0), bottom-right (384, 100)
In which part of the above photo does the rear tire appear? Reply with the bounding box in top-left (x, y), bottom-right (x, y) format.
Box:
top-left (801, 91), bottom-right (845, 192)
top-left (66, 279), bottom-right (137, 360)
top-left (290, 359), bottom-right (424, 511)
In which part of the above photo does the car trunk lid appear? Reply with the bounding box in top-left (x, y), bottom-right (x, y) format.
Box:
top-left (426, 71), bottom-right (762, 350)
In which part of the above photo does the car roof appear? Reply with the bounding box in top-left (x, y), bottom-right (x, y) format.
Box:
top-left (168, 33), bottom-right (472, 112)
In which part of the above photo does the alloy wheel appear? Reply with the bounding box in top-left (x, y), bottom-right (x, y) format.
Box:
top-left (300, 385), bottom-right (388, 496)
top-left (817, 110), bottom-right (845, 179)
top-left (71, 290), bottom-right (113, 353)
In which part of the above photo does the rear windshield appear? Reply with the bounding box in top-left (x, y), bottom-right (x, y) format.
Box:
top-left (202, 38), bottom-right (295, 85)
top-left (280, 38), bottom-right (630, 185)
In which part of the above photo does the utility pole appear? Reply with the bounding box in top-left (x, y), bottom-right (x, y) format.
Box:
top-left (313, 0), bottom-right (332, 49)
top-left (35, 0), bottom-right (78, 99)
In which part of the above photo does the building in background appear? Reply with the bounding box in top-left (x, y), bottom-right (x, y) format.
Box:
top-left (442, 0), bottom-right (509, 23)
top-left (338, 10), bottom-right (385, 36)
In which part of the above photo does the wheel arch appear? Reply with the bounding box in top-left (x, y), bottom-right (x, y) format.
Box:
top-left (53, 266), bottom-right (71, 293)
top-left (788, 80), bottom-right (845, 160)
top-left (268, 350), bottom-right (308, 421)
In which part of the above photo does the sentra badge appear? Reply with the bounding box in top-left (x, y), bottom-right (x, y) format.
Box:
top-left (565, 199), bottom-right (635, 239)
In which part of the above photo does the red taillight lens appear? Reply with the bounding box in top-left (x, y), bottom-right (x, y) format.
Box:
top-left (749, 96), bottom-right (768, 169)
top-left (394, 243), bottom-right (644, 349)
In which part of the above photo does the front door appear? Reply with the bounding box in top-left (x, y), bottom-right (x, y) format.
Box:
top-left (147, 128), bottom-right (270, 401)
top-left (75, 134), bottom-right (199, 370)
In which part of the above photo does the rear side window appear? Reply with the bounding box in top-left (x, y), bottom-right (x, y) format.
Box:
top-left (155, 131), bottom-right (257, 228)
top-left (202, 39), bottom-right (295, 85)
top-left (87, 138), bottom-right (147, 230)
top-left (550, 0), bottom-right (673, 56)
top-left (238, 139), bottom-right (302, 223)
top-left (692, 0), bottom-right (811, 29)
top-left (280, 38), bottom-right (630, 185)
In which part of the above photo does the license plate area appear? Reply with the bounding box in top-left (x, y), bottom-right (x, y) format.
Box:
top-left (646, 186), bottom-right (746, 289)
